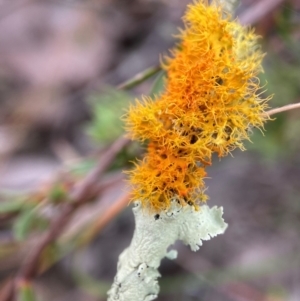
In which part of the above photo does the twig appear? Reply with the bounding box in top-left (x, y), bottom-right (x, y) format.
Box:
top-left (15, 137), bottom-right (130, 288)
top-left (68, 137), bottom-right (130, 202)
top-left (0, 173), bottom-right (125, 298)
top-left (117, 65), bottom-right (161, 90)
top-left (0, 277), bottom-right (14, 301)
top-left (264, 102), bottom-right (300, 117)
top-left (79, 190), bottom-right (132, 245)
top-left (239, 0), bottom-right (285, 25)
top-left (0, 213), bottom-right (18, 226)
top-left (57, 172), bottom-right (126, 243)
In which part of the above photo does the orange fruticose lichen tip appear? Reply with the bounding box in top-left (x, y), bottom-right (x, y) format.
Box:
top-left (125, 0), bottom-right (272, 212)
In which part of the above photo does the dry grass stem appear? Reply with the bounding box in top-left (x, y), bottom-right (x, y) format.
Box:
top-left (264, 102), bottom-right (300, 117)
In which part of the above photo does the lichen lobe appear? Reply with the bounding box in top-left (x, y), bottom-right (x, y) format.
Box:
top-left (107, 200), bottom-right (227, 301)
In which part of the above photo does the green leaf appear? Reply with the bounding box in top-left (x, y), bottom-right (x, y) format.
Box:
top-left (13, 207), bottom-right (49, 241)
top-left (69, 158), bottom-right (96, 176)
top-left (276, 2), bottom-right (293, 39)
top-left (49, 183), bottom-right (67, 203)
top-left (0, 198), bottom-right (25, 213)
top-left (72, 268), bottom-right (110, 298)
top-left (86, 87), bottom-right (131, 143)
top-left (13, 208), bottom-right (36, 240)
top-left (150, 70), bottom-right (166, 98)
top-left (39, 243), bottom-right (60, 273)
top-left (18, 283), bottom-right (36, 301)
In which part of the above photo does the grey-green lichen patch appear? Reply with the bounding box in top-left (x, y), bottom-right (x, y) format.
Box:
top-left (219, 0), bottom-right (239, 15)
top-left (107, 199), bottom-right (227, 301)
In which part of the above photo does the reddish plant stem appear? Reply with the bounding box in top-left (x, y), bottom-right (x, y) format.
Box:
top-left (15, 136), bottom-right (130, 287)
top-left (0, 277), bottom-right (14, 301)
top-left (79, 190), bottom-right (132, 245)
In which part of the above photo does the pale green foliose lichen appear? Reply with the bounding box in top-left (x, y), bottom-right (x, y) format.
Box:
top-left (107, 200), bottom-right (227, 301)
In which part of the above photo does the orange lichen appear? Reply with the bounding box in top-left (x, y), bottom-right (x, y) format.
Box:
top-left (125, 0), bottom-right (271, 211)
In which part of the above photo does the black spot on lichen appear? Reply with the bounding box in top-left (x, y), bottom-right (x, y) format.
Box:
top-left (190, 134), bottom-right (198, 144)
top-left (215, 76), bottom-right (223, 85)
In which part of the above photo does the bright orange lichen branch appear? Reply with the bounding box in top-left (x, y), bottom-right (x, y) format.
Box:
top-left (125, 0), bottom-right (271, 211)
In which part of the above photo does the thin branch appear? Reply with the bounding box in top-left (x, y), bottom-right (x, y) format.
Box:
top-left (264, 102), bottom-right (300, 117)
top-left (15, 136), bottom-right (130, 286)
top-left (117, 65), bottom-right (161, 90)
top-left (57, 173), bottom-right (126, 244)
top-left (0, 277), bottom-right (14, 301)
top-left (69, 136), bottom-right (130, 202)
top-left (79, 190), bottom-right (132, 245)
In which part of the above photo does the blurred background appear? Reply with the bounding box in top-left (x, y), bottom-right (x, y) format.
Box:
top-left (0, 0), bottom-right (300, 300)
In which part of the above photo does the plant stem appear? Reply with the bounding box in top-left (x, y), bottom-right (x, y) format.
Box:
top-left (117, 65), bottom-right (161, 90)
top-left (264, 102), bottom-right (300, 117)
top-left (14, 137), bottom-right (130, 291)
